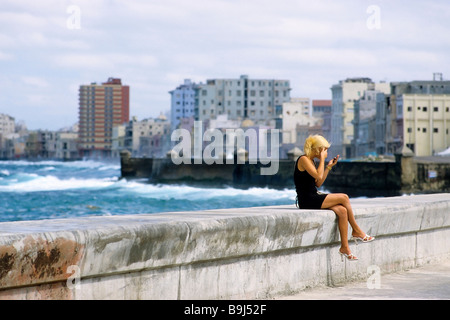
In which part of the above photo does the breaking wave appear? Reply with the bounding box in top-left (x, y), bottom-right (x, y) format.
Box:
top-left (0, 160), bottom-right (295, 222)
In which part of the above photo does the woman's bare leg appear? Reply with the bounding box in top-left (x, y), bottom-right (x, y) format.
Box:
top-left (329, 204), bottom-right (351, 254)
top-left (322, 193), bottom-right (365, 238)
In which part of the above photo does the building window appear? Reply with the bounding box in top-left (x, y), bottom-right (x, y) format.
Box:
top-left (434, 128), bottom-right (439, 133)
top-left (434, 107), bottom-right (439, 112)
top-left (422, 128), bottom-right (427, 133)
top-left (407, 106), bottom-right (412, 112)
top-left (423, 107), bottom-right (427, 112)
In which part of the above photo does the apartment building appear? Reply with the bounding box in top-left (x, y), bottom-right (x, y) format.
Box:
top-left (281, 98), bottom-right (320, 145)
top-left (78, 77), bottom-right (130, 158)
top-left (390, 75), bottom-right (450, 156)
top-left (118, 115), bottom-right (171, 158)
top-left (54, 132), bottom-right (79, 160)
top-left (0, 113), bottom-right (15, 137)
top-left (399, 94), bottom-right (450, 156)
top-left (169, 79), bottom-right (196, 132)
top-left (312, 100), bottom-right (332, 117)
top-left (330, 78), bottom-right (390, 158)
top-left (353, 89), bottom-right (387, 157)
top-left (0, 113), bottom-right (15, 158)
top-left (195, 75), bottom-right (291, 124)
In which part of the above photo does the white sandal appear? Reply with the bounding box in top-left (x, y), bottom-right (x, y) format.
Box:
top-left (350, 234), bottom-right (375, 244)
top-left (339, 251), bottom-right (358, 261)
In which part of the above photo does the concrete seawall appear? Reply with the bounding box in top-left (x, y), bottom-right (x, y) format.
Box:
top-left (0, 193), bottom-right (449, 300)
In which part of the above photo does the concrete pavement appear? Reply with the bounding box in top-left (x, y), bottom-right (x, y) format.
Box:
top-left (277, 259), bottom-right (450, 300)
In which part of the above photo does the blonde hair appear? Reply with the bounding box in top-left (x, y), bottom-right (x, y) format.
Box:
top-left (304, 135), bottom-right (331, 157)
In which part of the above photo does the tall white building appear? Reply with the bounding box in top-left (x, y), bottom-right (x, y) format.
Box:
top-left (0, 113), bottom-right (15, 137)
top-left (195, 75), bottom-right (291, 125)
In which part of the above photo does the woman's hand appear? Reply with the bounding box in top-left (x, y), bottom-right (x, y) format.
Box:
top-left (327, 155), bottom-right (339, 168)
top-left (319, 148), bottom-right (328, 161)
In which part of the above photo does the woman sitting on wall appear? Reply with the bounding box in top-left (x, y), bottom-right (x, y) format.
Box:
top-left (294, 134), bottom-right (374, 261)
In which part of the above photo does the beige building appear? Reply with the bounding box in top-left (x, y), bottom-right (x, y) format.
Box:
top-left (54, 132), bottom-right (79, 160)
top-left (120, 115), bottom-right (170, 157)
top-left (399, 94), bottom-right (450, 156)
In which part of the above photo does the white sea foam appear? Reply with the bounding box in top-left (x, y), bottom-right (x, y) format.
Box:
top-left (121, 181), bottom-right (294, 201)
top-left (0, 174), bottom-right (119, 192)
top-left (0, 160), bottom-right (120, 170)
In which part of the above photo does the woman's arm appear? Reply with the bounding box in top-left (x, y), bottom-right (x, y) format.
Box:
top-left (315, 161), bottom-right (330, 188)
top-left (315, 150), bottom-right (328, 187)
top-left (317, 155), bottom-right (339, 187)
top-left (299, 151), bottom-right (326, 187)
top-left (299, 150), bottom-right (338, 188)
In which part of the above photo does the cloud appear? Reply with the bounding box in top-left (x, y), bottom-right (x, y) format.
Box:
top-left (54, 53), bottom-right (158, 69)
top-left (21, 76), bottom-right (49, 88)
top-left (1, 0), bottom-right (450, 130)
top-left (0, 51), bottom-right (13, 60)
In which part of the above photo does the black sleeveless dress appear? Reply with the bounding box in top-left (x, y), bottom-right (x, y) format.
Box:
top-left (294, 155), bottom-right (328, 209)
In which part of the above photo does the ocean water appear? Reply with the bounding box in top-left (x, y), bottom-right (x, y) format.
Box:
top-left (0, 160), bottom-right (295, 222)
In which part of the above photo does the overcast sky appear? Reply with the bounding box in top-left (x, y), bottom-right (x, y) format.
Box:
top-left (1, 0), bottom-right (449, 130)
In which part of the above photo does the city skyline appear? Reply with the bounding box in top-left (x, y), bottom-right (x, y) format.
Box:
top-left (1, 0), bottom-right (449, 130)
